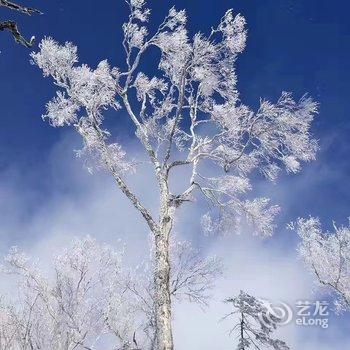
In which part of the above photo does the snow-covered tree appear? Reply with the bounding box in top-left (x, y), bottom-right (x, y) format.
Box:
top-left (0, 236), bottom-right (220, 349)
top-left (225, 291), bottom-right (290, 350)
top-left (0, 0), bottom-right (41, 47)
top-left (294, 217), bottom-right (350, 312)
top-left (30, 1), bottom-right (318, 348)
top-left (120, 236), bottom-right (222, 348)
top-left (0, 237), bottom-right (147, 349)
top-left (169, 239), bottom-right (222, 306)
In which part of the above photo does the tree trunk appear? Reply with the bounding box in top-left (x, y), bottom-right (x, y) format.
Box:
top-left (154, 230), bottom-right (173, 350)
top-left (154, 178), bottom-right (174, 350)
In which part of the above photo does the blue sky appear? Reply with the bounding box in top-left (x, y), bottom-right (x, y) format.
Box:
top-left (0, 0), bottom-right (350, 348)
top-left (1, 0), bottom-right (350, 223)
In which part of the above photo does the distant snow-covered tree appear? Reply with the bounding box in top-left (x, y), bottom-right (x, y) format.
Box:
top-left (170, 239), bottom-right (222, 306)
top-left (294, 217), bottom-right (350, 312)
top-left (0, 0), bottom-right (41, 47)
top-left (0, 236), bottom-right (220, 349)
top-left (225, 291), bottom-right (290, 350)
top-left (0, 236), bottom-right (146, 349)
top-left (31, 1), bottom-right (318, 348)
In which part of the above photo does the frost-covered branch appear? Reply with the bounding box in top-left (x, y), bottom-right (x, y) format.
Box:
top-left (31, 40), bottom-right (158, 233)
top-left (294, 217), bottom-right (350, 312)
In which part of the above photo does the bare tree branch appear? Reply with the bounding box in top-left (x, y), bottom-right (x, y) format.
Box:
top-left (0, 0), bottom-right (42, 47)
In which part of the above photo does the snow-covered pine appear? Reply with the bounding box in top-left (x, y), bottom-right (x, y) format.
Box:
top-left (294, 217), bottom-right (350, 312)
top-left (225, 291), bottom-right (290, 350)
top-left (31, 1), bottom-right (318, 348)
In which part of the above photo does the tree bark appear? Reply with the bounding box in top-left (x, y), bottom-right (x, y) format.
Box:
top-left (154, 178), bottom-right (174, 350)
top-left (154, 230), bottom-right (173, 350)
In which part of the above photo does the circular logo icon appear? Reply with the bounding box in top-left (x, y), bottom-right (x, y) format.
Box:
top-left (259, 300), bottom-right (293, 327)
